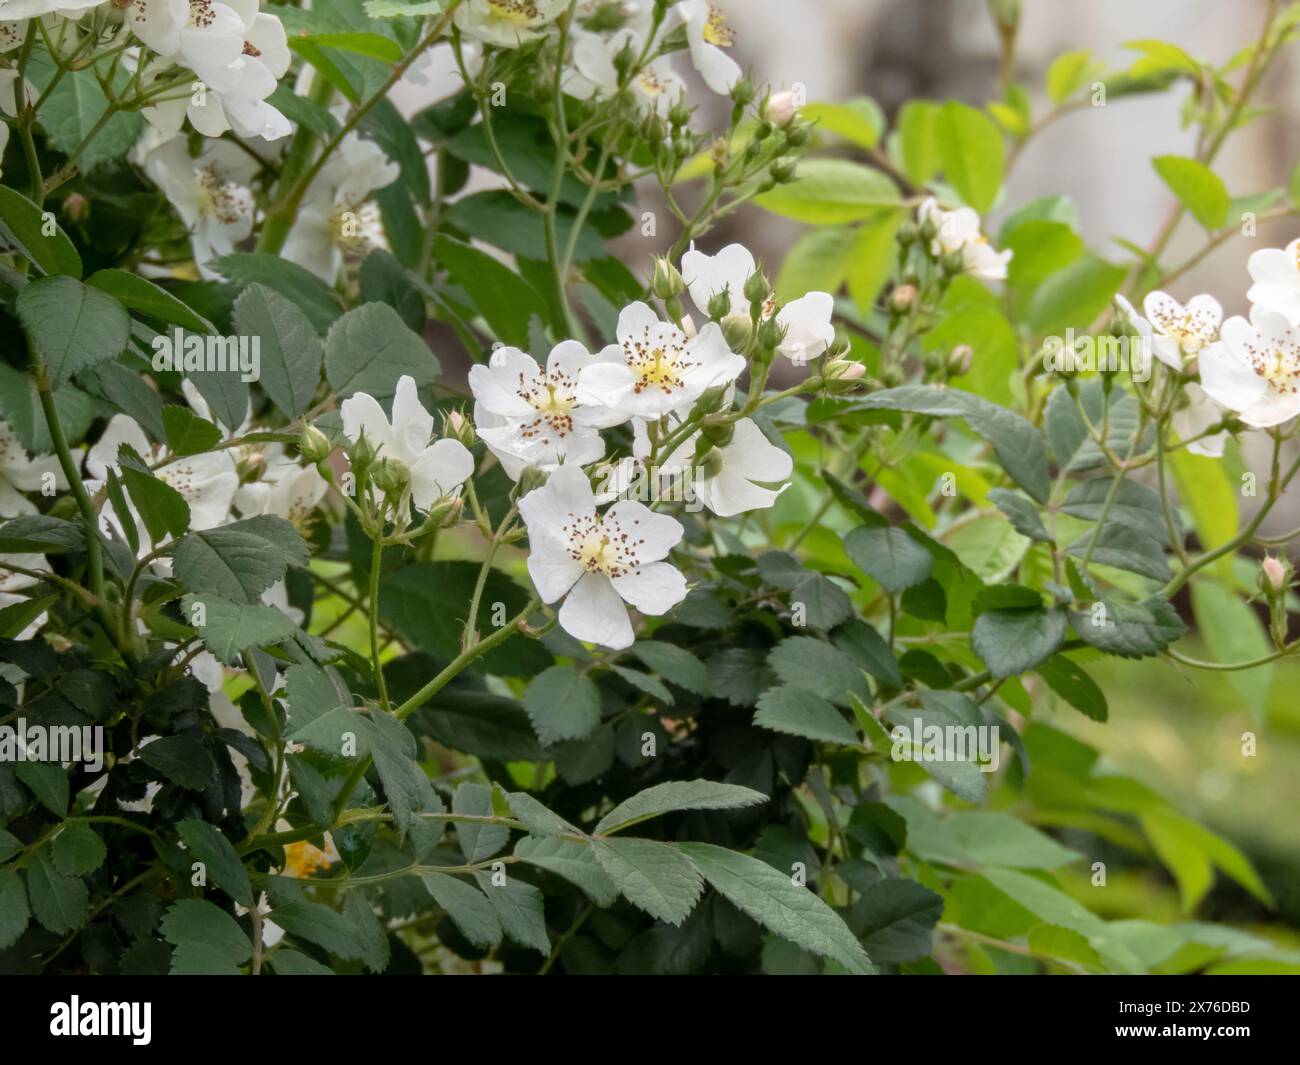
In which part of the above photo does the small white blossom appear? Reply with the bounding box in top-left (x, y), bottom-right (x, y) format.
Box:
top-left (681, 243), bottom-right (835, 363)
top-left (519, 464), bottom-right (687, 649)
top-left (676, 0), bottom-right (741, 95)
top-left (0, 419), bottom-right (68, 518)
top-left (578, 301), bottom-right (745, 421)
top-left (340, 375), bottom-right (475, 513)
top-left (656, 416), bottom-right (793, 517)
top-left (1246, 237), bottom-right (1300, 326)
top-left (1172, 382), bottom-right (1228, 458)
top-left (469, 340), bottom-right (617, 480)
top-left (1142, 291), bottom-right (1221, 370)
top-left (1199, 306), bottom-right (1300, 428)
top-left (919, 197), bottom-right (1011, 282)
top-left (454, 0), bottom-right (569, 49)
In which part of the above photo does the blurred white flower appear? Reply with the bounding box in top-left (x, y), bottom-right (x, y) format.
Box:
top-left (469, 340), bottom-right (617, 480)
top-left (0, 419), bottom-right (68, 518)
top-left (1247, 237), bottom-right (1300, 326)
top-left (919, 197), bottom-right (1010, 282)
top-left (454, 0), bottom-right (569, 49)
top-left (578, 301), bottom-right (744, 420)
top-left (519, 464), bottom-right (686, 649)
top-left (1143, 291), bottom-right (1221, 370)
top-left (340, 375), bottom-right (475, 513)
top-left (657, 416), bottom-right (793, 517)
top-left (283, 132), bottom-right (399, 282)
top-left (565, 21), bottom-right (683, 117)
top-left (1172, 382), bottom-right (1228, 458)
top-left (0, 20), bottom-right (25, 55)
top-left (676, 0), bottom-right (741, 94)
top-left (682, 243), bottom-right (835, 363)
top-left (141, 137), bottom-right (256, 277)
top-left (234, 444), bottom-right (327, 527)
top-left (1199, 306), bottom-right (1300, 428)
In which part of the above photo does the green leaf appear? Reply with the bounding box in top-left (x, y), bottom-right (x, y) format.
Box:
top-left (1066, 525), bottom-right (1171, 581)
top-left (802, 97), bottom-right (885, 149)
top-left (1046, 49), bottom-right (1098, 104)
top-left (15, 761), bottom-right (67, 815)
top-left (843, 525), bottom-right (934, 593)
top-left (0, 363), bottom-right (95, 453)
top-left (474, 872), bottom-right (550, 954)
top-left (289, 30), bottom-right (403, 62)
top-left (1069, 595), bottom-right (1186, 658)
top-left (678, 842), bottom-right (874, 974)
top-left (848, 385), bottom-right (1051, 502)
top-left (51, 822), bottom-right (107, 877)
top-left (935, 100), bottom-right (1005, 212)
top-left (987, 488), bottom-right (1050, 543)
top-left (0, 185), bottom-right (82, 277)
top-left (421, 873), bottom-right (502, 948)
top-left (755, 159), bottom-right (900, 224)
top-left (1153, 155), bottom-right (1229, 229)
top-left (1061, 477), bottom-right (1174, 544)
top-left (595, 780), bottom-right (767, 836)
top-left (832, 618), bottom-right (902, 689)
top-left (767, 636), bottom-right (869, 706)
top-left (1168, 448), bottom-right (1236, 577)
top-left (269, 899), bottom-right (367, 959)
top-left (774, 226), bottom-right (857, 299)
top-left (178, 819), bottom-right (254, 908)
top-left (367, 709), bottom-right (438, 842)
top-left (325, 302), bottom-right (439, 401)
top-left (1035, 654), bottom-right (1108, 721)
top-left (160, 899), bottom-right (251, 965)
top-left (847, 209), bottom-right (907, 314)
top-left (342, 891), bottom-right (389, 973)
top-left (117, 444), bottom-right (190, 545)
top-left (0, 515), bottom-right (84, 555)
top-left (266, 949), bottom-right (333, 975)
top-left (86, 270), bottom-right (213, 332)
top-left (972, 606), bottom-right (1067, 678)
top-left (1027, 255), bottom-right (1126, 336)
top-left (184, 595), bottom-right (298, 665)
top-left (523, 665), bottom-right (602, 745)
top-left (16, 276), bottom-right (130, 387)
top-left (211, 253), bottom-right (344, 333)
top-left (847, 877), bottom-right (943, 963)
top-left (895, 100), bottom-right (941, 186)
top-left (754, 685), bottom-right (860, 747)
top-left (0, 867), bottom-right (30, 950)
top-left (30, 60), bottom-right (142, 171)
top-left (884, 691), bottom-right (994, 802)
top-left (592, 837), bottom-right (703, 925)
top-left (173, 516), bottom-right (311, 605)
top-left (1028, 923), bottom-right (1103, 969)
top-left (27, 850), bottom-right (88, 935)
top-left (360, 249), bottom-right (426, 331)
top-left (140, 732), bottom-right (218, 790)
top-left (233, 284), bottom-right (323, 418)
top-left (432, 234), bottom-right (548, 347)
top-left (453, 782), bottom-right (509, 862)
top-left (1191, 581), bottom-right (1273, 722)
top-left (161, 405), bottom-right (222, 457)
top-left (513, 836), bottom-right (618, 906)
top-left (1044, 379), bottom-right (1148, 471)
top-left (629, 641), bottom-right (709, 694)
top-left (507, 792), bottom-right (580, 838)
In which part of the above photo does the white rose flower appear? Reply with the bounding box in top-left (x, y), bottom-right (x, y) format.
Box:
top-left (919, 197), bottom-right (1011, 282)
top-left (1142, 291), bottom-right (1222, 370)
top-left (1246, 237), bottom-right (1300, 326)
top-left (469, 340), bottom-right (617, 480)
top-left (675, 0), bottom-right (741, 95)
top-left (578, 301), bottom-right (745, 421)
top-left (453, 0), bottom-right (569, 49)
top-left (681, 243), bottom-right (835, 363)
top-left (1199, 305), bottom-right (1300, 428)
top-left (519, 464), bottom-right (687, 649)
top-left (340, 375), bottom-right (475, 513)
top-left (655, 416), bottom-right (793, 517)
top-left (0, 419), bottom-right (68, 518)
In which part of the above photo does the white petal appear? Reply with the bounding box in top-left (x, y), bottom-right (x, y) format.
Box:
top-left (340, 392), bottom-right (397, 455)
top-left (525, 535), bottom-right (584, 604)
top-left (610, 561), bottom-right (688, 616)
top-left (1199, 334), bottom-right (1267, 413)
top-left (682, 243), bottom-right (754, 318)
top-left (776, 292), bottom-right (835, 362)
top-left (720, 418), bottom-right (794, 481)
top-left (559, 571), bottom-right (635, 649)
top-left (576, 360), bottom-right (636, 414)
top-left (407, 439), bottom-right (474, 511)
top-left (519, 463), bottom-right (596, 536)
top-left (698, 468), bottom-right (785, 517)
top-left (603, 500), bottom-right (684, 564)
top-left (87, 415), bottom-right (151, 479)
top-left (390, 375), bottom-right (434, 459)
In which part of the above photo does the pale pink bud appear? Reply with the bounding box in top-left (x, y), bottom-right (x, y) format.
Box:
top-left (763, 91), bottom-right (799, 127)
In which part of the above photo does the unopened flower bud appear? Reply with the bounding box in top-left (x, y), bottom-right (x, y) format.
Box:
top-left (64, 193), bottom-right (89, 223)
top-left (918, 215), bottom-right (938, 244)
top-left (889, 284), bottom-right (917, 315)
top-left (669, 98), bottom-right (691, 129)
top-left (236, 449), bottom-right (267, 484)
top-left (785, 120), bottom-right (812, 147)
top-left (753, 119), bottom-right (774, 142)
top-left (730, 74), bottom-right (756, 108)
top-left (692, 384), bottom-right (732, 418)
top-left (700, 418), bottom-right (735, 447)
top-left (770, 158), bottom-right (798, 184)
top-left (895, 219), bottom-right (919, 246)
top-left (721, 315), bottom-right (752, 352)
top-left (948, 344), bottom-right (974, 376)
top-left (299, 423), bottom-right (332, 465)
top-left (742, 268), bottom-right (771, 307)
top-left (707, 289), bottom-right (733, 321)
top-left (427, 495), bottom-right (464, 527)
top-left (763, 91), bottom-right (799, 127)
top-left (350, 431), bottom-right (378, 479)
top-left (651, 256), bottom-right (686, 300)
top-left (517, 465), bottom-right (550, 496)
top-left (697, 447), bottom-right (726, 480)
top-left (940, 249), bottom-right (966, 276)
top-left (823, 358), bottom-right (867, 394)
top-left (1260, 555), bottom-right (1290, 597)
top-left (371, 457), bottom-right (409, 497)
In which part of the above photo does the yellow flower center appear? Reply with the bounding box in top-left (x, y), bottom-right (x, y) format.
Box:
top-left (487, 0), bottom-right (542, 24)
top-left (702, 3), bottom-right (735, 47)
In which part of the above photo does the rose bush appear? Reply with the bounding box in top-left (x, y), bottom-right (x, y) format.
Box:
top-left (0, 0), bottom-right (1298, 975)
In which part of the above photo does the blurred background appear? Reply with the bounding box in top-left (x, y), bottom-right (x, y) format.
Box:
top-left (395, 1), bottom-right (1300, 937)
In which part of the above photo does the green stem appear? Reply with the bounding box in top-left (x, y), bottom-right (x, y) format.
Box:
top-left (370, 533), bottom-right (391, 712)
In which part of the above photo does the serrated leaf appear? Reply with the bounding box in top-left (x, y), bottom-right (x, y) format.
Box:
top-left (767, 636), bottom-right (869, 706)
top-left (514, 837), bottom-right (617, 906)
top-left (1035, 654), bottom-right (1108, 721)
top-left (678, 842), bottom-right (873, 974)
top-left (421, 872), bottom-right (502, 948)
top-left (51, 822), bottom-right (107, 877)
top-left (755, 686), bottom-right (860, 747)
top-left (453, 782), bottom-right (509, 862)
top-left (178, 819), bottom-right (254, 908)
top-left (629, 640), bottom-right (709, 693)
top-left (173, 516), bottom-right (310, 605)
top-left (971, 606), bottom-right (1067, 678)
top-left (523, 665), bottom-right (602, 745)
top-left (592, 837), bottom-right (703, 925)
top-left (140, 733), bottom-right (218, 790)
top-left (233, 283), bottom-right (323, 418)
top-left (987, 488), bottom-right (1051, 543)
top-left (17, 276), bottom-right (130, 387)
top-left (27, 850), bottom-right (88, 935)
top-left (474, 871), bottom-right (550, 954)
top-left (595, 780), bottom-right (767, 836)
top-left (843, 525), bottom-right (934, 593)
top-left (0, 868), bottom-right (30, 949)
top-left (1068, 595), bottom-right (1185, 658)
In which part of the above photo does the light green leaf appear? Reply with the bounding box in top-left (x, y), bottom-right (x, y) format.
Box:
top-left (755, 159), bottom-right (900, 225)
top-left (936, 100), bottom-right (1004, 212)
top-left (596, 780), bottom-right (767, 836)
top-left (1153, 154), bottom-right (1229, 229)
